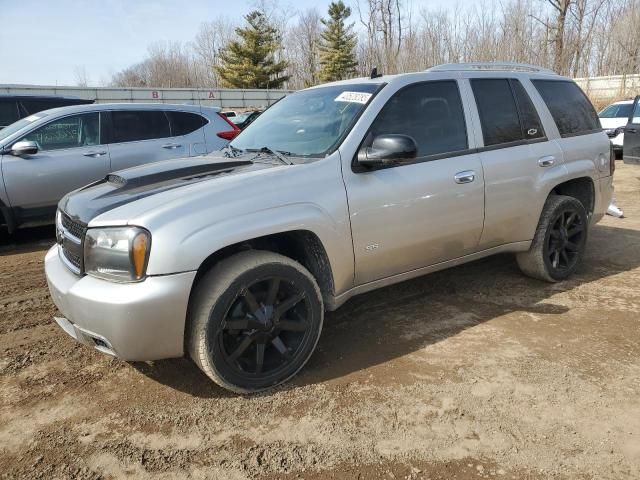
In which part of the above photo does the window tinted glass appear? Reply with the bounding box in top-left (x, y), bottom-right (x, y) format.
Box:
top-left (368, 80), bottom-right (467, 157)
top-left (20, 100), bottom-right (74, 115)
top-left (0, 101), bottom-right (19, 127)
top-left (111, 110), bottom-right (170, 143)
top-left (512, 80), bottom-right (544, 140)
top-left (600, 103), bottom-right (633, 119)
top-left (532, 80), bottom-right (600, 136)
top-left (167, 111), bottom-right (207, 136)
top-left (471, 79), bottom-right (522, 146)
top-left (632, 100), bottom-right (640, 125)
top-left (20, 112), bottom-right (100, 150)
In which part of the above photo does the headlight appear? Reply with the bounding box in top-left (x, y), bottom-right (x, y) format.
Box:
top-left (84, 227), bottom-right (151, 282)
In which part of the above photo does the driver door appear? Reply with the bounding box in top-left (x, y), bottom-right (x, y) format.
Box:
top-left (2, 112), bottom-right (109, 221)
top-left (623, 96), bottom-right (640, 165)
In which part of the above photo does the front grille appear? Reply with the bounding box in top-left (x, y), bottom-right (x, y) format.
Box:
top-left (62, 245), bottom-right (82, 270)
top-left (61, 213), bottom-right (86, 239)
top-left (58, 211), bottom-right (87, 274)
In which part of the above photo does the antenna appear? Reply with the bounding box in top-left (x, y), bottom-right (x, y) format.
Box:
top-left (370, 67), bottom-right (382, 79)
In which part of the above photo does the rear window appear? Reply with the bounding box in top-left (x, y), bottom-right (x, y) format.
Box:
top-left (0, 101), bottom-right (19, 127)
top-left (167, 111), bottom-right (207, 136)
top-left (532, 80), bottom-right (600, 136)
top-left (111, 110), bottom-right (171, 143)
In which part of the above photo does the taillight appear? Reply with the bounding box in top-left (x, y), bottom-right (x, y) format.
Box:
top-left (216, 113), bottom-right (240, 140)
top-left (610, 144), bottom-right (616, 176)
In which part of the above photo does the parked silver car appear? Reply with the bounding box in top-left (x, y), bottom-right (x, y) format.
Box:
top-left (0, 103), bottom-right (239, 231)
top-left (45, 63), bottom-right (614, 393)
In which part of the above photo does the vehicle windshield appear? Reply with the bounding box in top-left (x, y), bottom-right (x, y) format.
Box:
top-left (231, 111), bottom-right (254, 124)
top-left (599, 103), bottom-right (633, 118)
top-left (230, 83), bottom-right (381, 157)
top-left (0, 112), bottom-right (50, 144)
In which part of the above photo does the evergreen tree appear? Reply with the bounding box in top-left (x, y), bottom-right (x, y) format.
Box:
top-left (318, 1), bottom-right (358, 82)
top-left (216, 11), bottom-right (289, 89)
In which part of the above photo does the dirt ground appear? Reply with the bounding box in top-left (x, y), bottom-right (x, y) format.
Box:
top-left (1, 163), bottom-right (640, 480)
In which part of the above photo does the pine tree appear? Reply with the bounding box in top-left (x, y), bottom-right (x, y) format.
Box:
top-left (216, 11), bottom-right (289, 89)
top-left (318, 1), bottom-right (358, 82)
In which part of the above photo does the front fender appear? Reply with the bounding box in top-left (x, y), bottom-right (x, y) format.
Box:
top-left (145, 202), bottom-right (355, 296)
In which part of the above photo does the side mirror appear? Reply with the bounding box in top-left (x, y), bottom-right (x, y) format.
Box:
top-left (357, 134), bottom-right (417, 168)
top-left (11, 140), bottom-right (38, 156)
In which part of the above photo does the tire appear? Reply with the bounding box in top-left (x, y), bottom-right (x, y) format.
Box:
top-left (517, 195), bottom-right (588, 282)
top-left (187, 250), bottom-right (324, 394)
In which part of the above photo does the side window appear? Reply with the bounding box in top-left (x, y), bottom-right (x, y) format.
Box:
top-left (368, 80), bottom-right (468, 158)
top-left (167, 111), bottom-right (207, 136)
top-left (0, 101), bottom-right (19, 127)
top-left (20, 113), bottom-right (100, 151)
top-left (471, 79), bottom-right (522, 146)
top-left (532, 80), bottom-right (600, 136)
top-left (511, 80), bottom-right (545, 140)
top-left (111, 110), bottom-right (171, 143)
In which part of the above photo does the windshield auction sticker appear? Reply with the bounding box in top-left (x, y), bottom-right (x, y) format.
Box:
top-left (335, 91), bottom-right (373, 104)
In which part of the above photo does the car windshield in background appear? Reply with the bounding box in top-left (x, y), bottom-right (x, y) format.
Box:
top-left (230, 84), bottom-right (381, 157)
top-left (599, 103), bottom-right (633, 118)
top-left (0, 112), bottom-right (50, 143)
top-left (230, 112), bottom-right (254, 124)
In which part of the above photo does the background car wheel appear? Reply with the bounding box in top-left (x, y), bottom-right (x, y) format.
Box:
top-left (188, 250), bottom-right (324, 394)
top-left (517, 195), bottom-right (588, 282)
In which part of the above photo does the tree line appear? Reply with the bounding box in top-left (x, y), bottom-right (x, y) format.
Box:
top-left (108, 0), bottom-right (640, 90)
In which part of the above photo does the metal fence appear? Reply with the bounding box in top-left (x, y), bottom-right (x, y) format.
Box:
top-left (575, 74), bottom-right (640, 103)
top-left (0, 84), bottom-right (295, 109)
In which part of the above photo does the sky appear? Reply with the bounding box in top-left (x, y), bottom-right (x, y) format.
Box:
top-left (0, 0), bottom-right (459, 86)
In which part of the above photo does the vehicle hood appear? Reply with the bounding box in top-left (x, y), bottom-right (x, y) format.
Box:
top-left (599, 117), bottom-right (628, 130)
top-left (59, 154), bottom-right (270, 225)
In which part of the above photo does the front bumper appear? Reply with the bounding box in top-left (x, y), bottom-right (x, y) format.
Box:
top-left (45, 245), bottom-right (196, 361)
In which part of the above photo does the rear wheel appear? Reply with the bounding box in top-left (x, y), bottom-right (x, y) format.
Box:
top-left (188, 250), bottom-right (323, 393)
top-left (517, 195), bottom-right (588, 282)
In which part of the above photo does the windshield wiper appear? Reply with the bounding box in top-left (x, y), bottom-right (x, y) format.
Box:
top-left (248, 146), bottom-right (294, 165)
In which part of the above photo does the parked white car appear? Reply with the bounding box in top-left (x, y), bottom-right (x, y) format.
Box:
top-left (599, 99), bottom-right (634, 157)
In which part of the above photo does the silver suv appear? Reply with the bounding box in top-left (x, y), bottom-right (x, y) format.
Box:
top-left (45, 63), bottom-right (614, 393)
top-left (0, 103), bottom-right (238, 231)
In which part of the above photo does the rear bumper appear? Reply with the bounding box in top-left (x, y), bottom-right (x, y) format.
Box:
top-left (45, 245), bottom-right (196, 361)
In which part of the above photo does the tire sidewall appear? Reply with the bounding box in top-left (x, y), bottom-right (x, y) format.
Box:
top-left (202, 261), bottom-right (323, 392)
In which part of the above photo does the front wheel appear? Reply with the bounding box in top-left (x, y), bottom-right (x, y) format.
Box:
top-left (187, 250), bottom-right (323, 393)
top-left (517, 195), bottom-right (588, 282)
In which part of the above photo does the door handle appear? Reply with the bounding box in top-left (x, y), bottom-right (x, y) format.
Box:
top-left (538, 155), bottom-right (555, 167)
top-left (83, 151), bottom-right (107, 158)
top-left (454, 170), bottom-right (476, 184)
top-left (162, 143), bottom-right (182, 149)
top-left (626, 128), bottom-right (638, 134)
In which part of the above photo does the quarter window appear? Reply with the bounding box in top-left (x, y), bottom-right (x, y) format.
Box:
top-left (20, 113), bottom-right (100, 151)
top-left (471, 79), bottom-right (523, 146)
top-left (511, 80), bottom-right (545, 140)
top-left (111, 110), bottom-right (171, 143)
top-left (167, 111), bottom-right (207, 136)
top-left (532, 80), bottom-right (600, 136)
top-left (368, 80), bottom-right (468, 158)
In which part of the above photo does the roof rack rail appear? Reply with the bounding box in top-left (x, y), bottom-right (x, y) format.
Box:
top-left (427, 62), bottom-right (555, 74)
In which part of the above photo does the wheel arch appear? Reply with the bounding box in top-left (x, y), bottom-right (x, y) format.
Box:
top-left (190, 229), bottom-right (336, 307)
top-left (548, 176), bottom-right (595, 217)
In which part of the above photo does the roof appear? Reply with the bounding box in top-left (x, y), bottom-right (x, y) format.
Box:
top-left (32, 102), bottom-right (221, 116)
top-left (0, 94), bottom-right (89, 101)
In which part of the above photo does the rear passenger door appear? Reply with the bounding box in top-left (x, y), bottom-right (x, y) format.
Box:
top-left (106, 110), bottom-right (188, 171)
top-left (470, 78), bottom-right (564, 249)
